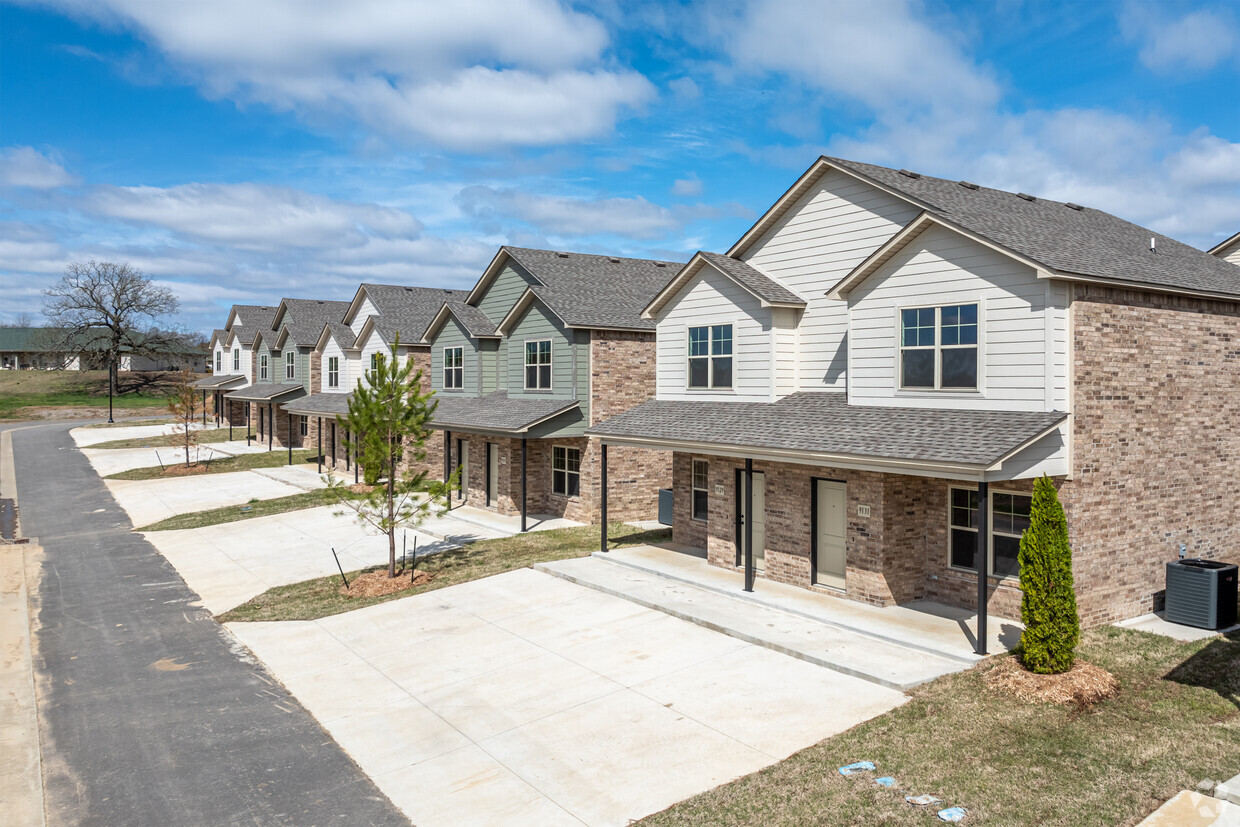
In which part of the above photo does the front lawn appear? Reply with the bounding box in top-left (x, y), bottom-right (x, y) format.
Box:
top-left (105, 448), bottom-right (320, 480)
top-left (88, 427), bottom-right (234, 449)
top-left (0, 370), bottom-right (190, 418)
top-left (217, 522), bottom-right (671, 622)
top-left (639, 626), bottom-right (1240, 827)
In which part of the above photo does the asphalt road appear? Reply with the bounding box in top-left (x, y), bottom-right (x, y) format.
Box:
top-left (11, 421), bottom-right (409, 826)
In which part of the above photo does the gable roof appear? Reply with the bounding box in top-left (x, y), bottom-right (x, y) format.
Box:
top-left (732, 156), bottom-right (1240, 301)
top-left (424, 300), bottom-right (499, 342)
top-left (1210, 230), bottom-right (1240, 257)
top-left (479, 246), bottom-right (682, 331)
top-left (644, 250), bottom-right (807, 319)
top-left (225, 304), bottom-right (278, 332)
top-left (274, 299), bottom-right (351, 348)
top-left (346, 284), bottom-right (470, 344)
top-left (314, 321), bottom-right (359, 352)
top-left (208, 329), bottom-right (229, 349)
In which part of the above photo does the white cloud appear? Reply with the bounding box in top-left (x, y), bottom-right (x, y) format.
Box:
top-left (39, 0), bottom-right (654, 149)
top-left (86, 183), bottom-right (423, 251)
top-left (0, 146), bottom-right (79, 189)
top-left (1122, 3), bottom-right (1237, 72)
top-left (457, 186), bottom-right (681, 239)
top-left (672, 175), bottom-right (703, 197)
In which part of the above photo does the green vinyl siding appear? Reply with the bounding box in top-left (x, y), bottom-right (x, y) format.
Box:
top-left (478, 263), bottom-right (538, 325)
top-left (296, 348), bottom-right (311, 390)
top-left (479, 338), bottom-right (500, 393)
top-left (506, 298), bottom-right (574, 400)
top-left (429, 315), bottom-right (479, 397)
top-left (526, 405), bottom-right (587, 439)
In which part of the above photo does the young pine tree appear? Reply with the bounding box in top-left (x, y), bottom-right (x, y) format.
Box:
top-left (167, 370), bottom-right (200, 467)
top-left (1018, 475), bottom-right (1081, 674)
top-left (328, 337), bottom-right (453, 578)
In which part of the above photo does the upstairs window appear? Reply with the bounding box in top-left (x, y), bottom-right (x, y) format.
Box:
top-left (443, 347), bottom-right (463, 389)
top-left (552, 446), bottom-right (580, 497)
top-left (691, 460), bottom-right (709, 521)
top-left (233, 348), bottom-right (240, 371)
top-left (214, 351), bottom-right (221, 372)
top-left (327, 356), bottom-right (339, 388)
top-left (259, 353), bottom-right (268, 380)
top-left (285, 350), bottom-right (295, 380)
top-left (688, 324), bottom-right (732, 389)
top-left (524, 340), bottom-right (552, 389)
top-left (900, 303), bottom-right (978, 390)
top-left (370, 352), bottom-right (384, 372)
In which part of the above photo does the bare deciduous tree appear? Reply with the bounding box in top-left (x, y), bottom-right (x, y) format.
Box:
top-left (167, 371), bottom-right (201, 467)
top-left (42, 260), bottom-right (181, 422)
top-left (13, 312), bottom-right (34, 327)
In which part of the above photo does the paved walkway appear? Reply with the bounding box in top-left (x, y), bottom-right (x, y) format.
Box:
top-left (69, 421), bottom-right (208, 447)
top-left (104, 469), bottom-right (307, 527)
top-left (228, 567), bottom-right (906, 827)
top-left (11, 420), bottom-right (407, 824)
top-left (1140, 791), bottom-right (1240, 825)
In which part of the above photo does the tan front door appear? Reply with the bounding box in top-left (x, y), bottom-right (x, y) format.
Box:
top-left (739, 471), bottom-right (766, 572)
top-left (486, 443), bottom-right (498, 508)
top-left (815, 480), bottom-right (847, 588)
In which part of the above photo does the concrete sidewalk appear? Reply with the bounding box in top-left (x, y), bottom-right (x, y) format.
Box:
top-left (104, 470), bottom-right (307, 527)
top-left (70, 421), bottom-right (206, 447)
top-left (1140, 791), bottom-right (1240, 825)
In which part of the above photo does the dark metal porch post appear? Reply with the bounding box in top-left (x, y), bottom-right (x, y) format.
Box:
top-left (600, 443), bottom-right (608, 552)
top-left (521, 437), bottom-right (528, 532)
top-left (202, 390), bottom-right (207, 427)
top-left (268, 403), bottom-right (273, 450)
top-left (354, 430), bottom-right (359, 484)
top-left (317, 417), bottom-right (323, 474)
top-left (331, 422), bottom-right (336, 469)
top-left (443, 430), bottom-right (452, 511)
top-left (287, 411), bottom-right (292, 465)
top-left (345, 428), bottom-right (350, 471)
top-left (976, 480), bottom-right (990, 656)
top-left (743, 458), bottom-right (755, 592)
top-left (229, 400), bottom-right (233, 441)
top-left (245, 404), bottom-right (250, 444)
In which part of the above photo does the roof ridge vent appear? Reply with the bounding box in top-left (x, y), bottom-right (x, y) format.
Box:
top-left (958, 180), bottom-right (979, 190)
top-left (1065, 202), bottom-right (1084, 211)
top-left (608, 257), bottom-right (620, 263)
top-left (898, 169), bottom-right (920, 179)
top-left (1016, 192), bottom-right (1036, 202)
top-left (555, 252), bottom-right (569, 258)
top-left (654, 262), bottom-right (666, 267)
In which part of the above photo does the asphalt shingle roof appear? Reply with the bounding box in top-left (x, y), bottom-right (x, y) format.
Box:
top-left (321, 322), bottom-right (357, 350)
top-left (193, 374), bottom-right (246, 389)
top-left (361, 284), bottom-right (471, 345)
top-left (442, 301), bottom-right (497, 337)
top-left (278, 299), bottom-right (352, 348)
top-left (697, 251), bottom-right (805, 306)
top-left (231, 306), bottom-right (278, 345)
top-left (587, 392), bottom-right (1067, 467)
top-left (826, 157), bottom-right (1240, 298)
top-left (431, 391), bottom-right (579, 433)
top-left (503, 247), bottom-right (682, 330)
top-left (281, 392), bottom-right (353, 417)
top-left (224, 383), bottom-right (306, 402)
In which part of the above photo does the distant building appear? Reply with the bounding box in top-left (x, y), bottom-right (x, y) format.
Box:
top-left (0, 326), bottom-right (203, 371)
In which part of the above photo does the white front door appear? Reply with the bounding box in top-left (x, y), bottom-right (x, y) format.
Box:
top-left (815, 480), bottom-right (847, 589)
top-left (739, 471), bottom-right (766, 572)
top-left (486, 443), bottom-right (498, 508)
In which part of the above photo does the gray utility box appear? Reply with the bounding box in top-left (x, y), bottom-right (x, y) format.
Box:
top-left (1164, 558), bottom-right (1238, 630)
top-left (658, 488), bottom-right (674, 526)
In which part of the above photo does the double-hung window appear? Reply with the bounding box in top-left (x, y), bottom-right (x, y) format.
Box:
top-left (552, 446), bottom-right (580, 497)
top-left (524, 340), bottom-right (552, 390)
top-left (687, 324), bottom-right (733, 389)
top-left (370, 352), bottom-right (383, 372)
top-left (215, 351), bottom-right (221, 372)
top-left (233, 348), bottom-right (240, 371)
top-left (900, 303), bottom-right (978, 390)
top-left (949, 487), bottom-right (1032, 578)
top-left (691, 460), bottom-right (709, 521)
top-left (327, 356), bottom-right (339, 388)
top-left (285, 350), bottom-right (295, 380)
top-left (259, 354), bottom-right (268, 380)
top-left (443, 347), bottom-right (463, 389)
top-left (299, 416), bottom-right (308, 437)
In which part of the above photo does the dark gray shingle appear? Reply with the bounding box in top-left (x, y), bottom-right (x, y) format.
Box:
top-left (281, 392), bottom-right (353, 417)
top-left (278, 299), bottom-right (352, 348)
top-left (442, 301), bottom-right (497, 337)
top-left (225, 383), bottom-right (306, 402)
top-left (361, 284), bottom-right (471, 344)
top-left (697, 252), bottom-right (805, 306)
top-left (431, 391), bottom-right (579, 433)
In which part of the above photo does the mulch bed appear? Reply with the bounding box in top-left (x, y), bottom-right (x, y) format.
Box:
top-left (346, 483), bottom-right (376, 494)
top-left (158, 461), bottom-right (211, 477)
top-left (983, 656), bottom-right (1120, 707)
top-left (340, 569), bottom-right (434, 598)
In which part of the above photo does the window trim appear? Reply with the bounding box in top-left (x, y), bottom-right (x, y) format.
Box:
top-left (327, 356), bottom-right (339, 388)
top-left (299, 415), bottom-right (308, 437)
top-left (259, 353), bottom-right (268, 381)
top-left (233, 348), bottom-right (240, 371)
top-left (551, 444), bottom-right (581, 499)
top-left (946, 484), bottom-right (1030, 581)
top-left (686, 323), bottom-right (734, 390)
top-left (897, 302), bottom-right (981, 393)
top-left (285, 350), bottom-right (296, 380)
top-left (691, 460), bottom-right (709, 522)
top-left (214, 351), bottom-right (221, 372)
top-left (442, 346), bottom-right (463, 391)
top-left (523, 338), bottom-right (553, 391)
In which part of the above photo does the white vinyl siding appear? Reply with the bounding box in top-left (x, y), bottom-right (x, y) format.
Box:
top-left (656, 267), bottom-right (772, 401)
top-left (1218, 240), bottom-right (1240, 266)
top-left (741, 168), bottom-right (921, 392)
top-left (847, 223), bottom-right (1069, 412)
top-left (349, 295), bottom-right (379, 335)
top-left (358, 327), bottom-right (394, 386)
top-left (321, 338), bottom-right (350, 393)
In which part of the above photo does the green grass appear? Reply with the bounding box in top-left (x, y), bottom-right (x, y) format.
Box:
top-left (105, 448), bottom-right (319, 480)
top-left (217, 522), bottom-right (671, 622)
top-left (88, 427), bottom-right (235, 449)
top-left (0, 369), bottom-right (191, 418)
top-left (140, 488), bottom-right (365, 531)
top-left (639, 626), bottom-right (1240, 827)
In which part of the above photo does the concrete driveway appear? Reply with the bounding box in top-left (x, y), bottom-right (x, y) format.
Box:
top-left (229, 567), bottom-right (906, 826)
top-left (70, 422), bottom-right (208, 447)
top-left (145, 505), bottom-right (457, 613)
top-left (105, 470), bottom-right (307, 527)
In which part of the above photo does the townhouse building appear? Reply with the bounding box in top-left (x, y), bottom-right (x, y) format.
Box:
top-left (589, 156), bottom-right (1240, 632)
top-left (197, 305), bottom-right (277, 428)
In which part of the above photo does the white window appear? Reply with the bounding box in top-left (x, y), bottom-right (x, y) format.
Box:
top-left (552, 446), bottom-right (580, 497)
top-left (259, 354), bottom-right (268, 380)
top-left (949, 487), bottom-right (1031, 579)
top-left (524, 340), bottom-right (552, 389)
top-left (688, 324), bottom-right (732, 389)
top-left (285, 350), bottom-right (295, 380)
top-left (327, 356), bottom-right (339, 388)
top-left (443, 347), bottom-right (463, 389)
top-left (691, 460), bottom-right (709, 521)
top-left (233, 348), bottom-right (240, 371)
top-left (370, 352), bottom-right (384, 372)
top-left (214, 351), bottom-right (221, 372)
top-left (900, 304), bottom-right (978, 390)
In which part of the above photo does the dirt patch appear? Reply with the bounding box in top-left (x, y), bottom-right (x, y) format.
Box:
top-left (2, 405), bottom-right (171, 423)
top-left (155, 462), bottom-right (212, 477)
top-left (983, 656), bottom-right (1120, 707)
top-left (340, 569), bottom-right (433, 598)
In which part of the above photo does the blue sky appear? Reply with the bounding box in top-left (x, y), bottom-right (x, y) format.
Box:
top-left (3, 0), bottom-right (1238, 334)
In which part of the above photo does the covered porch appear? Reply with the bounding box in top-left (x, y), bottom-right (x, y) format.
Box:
top-left (223, 383), bottom-right (305, 453)
top-left (192, 373), bottom-right (246, 429)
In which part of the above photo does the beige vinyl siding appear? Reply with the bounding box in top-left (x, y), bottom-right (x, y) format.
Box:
top-left (1220, 240), bottom-right (1240, 266)
top-left (479, 263), bottom-right (538, 324)
top-left (429, 316), bottom-right (478, 397)
top-left (741, 168), bottom-right (921, 392)
top-left (349, 295), bottom-right (379, 336)
top-left (321, 338), bottom-right (350, 393)
top-left (847, 223), bottom-right (1068, 412)
top-left (505, 298), bottom-right (575, 400)
top-left (772, 307), bottom-right (799, 399)
top-left (655, 267), bottom-right (773, 402)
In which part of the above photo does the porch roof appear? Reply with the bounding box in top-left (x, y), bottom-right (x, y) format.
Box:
top-left (224, 383), bottom-right (306, 403)
top-left (280, 392), bottom-right (352, 417)
top-left (587, 392), bottom-right (1067, 476)
top-left (432, 391), bottom-right (579, 434)
top-left (192, 373), bottom-right (246, 390)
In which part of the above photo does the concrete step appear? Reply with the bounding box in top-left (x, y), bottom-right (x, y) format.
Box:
top-left (535, 556), bottom-right (967, 691)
